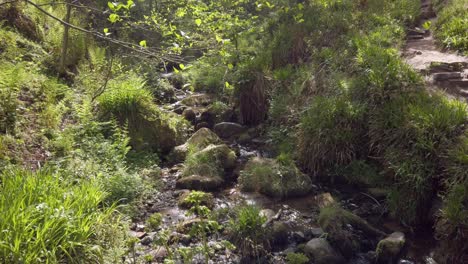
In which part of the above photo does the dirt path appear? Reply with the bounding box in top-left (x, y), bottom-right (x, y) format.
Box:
top-left (403, 0), bottom-right (468, 97)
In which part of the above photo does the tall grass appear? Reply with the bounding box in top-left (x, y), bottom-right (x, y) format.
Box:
top-left (433, 0), bottom-right (468, 54)
top-left (0, 168), bottom-right (122, 263)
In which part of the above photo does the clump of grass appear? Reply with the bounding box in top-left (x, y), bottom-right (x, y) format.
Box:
top-left (286, 252), bottom-right (309, 264)
top-left (0, 168), bottom-right (124, 263)
top-left (146, 213), bottom-right (163, 231)
top-left (298, 96), bottom-right (366, 177)
top-left (227, 205), bottom-right (270, 260)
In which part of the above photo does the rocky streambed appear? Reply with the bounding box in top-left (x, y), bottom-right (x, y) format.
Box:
top-left (124, 90), bottom-right (438, 264)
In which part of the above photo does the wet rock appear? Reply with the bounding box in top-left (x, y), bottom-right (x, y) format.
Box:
top-left (173, 105), bottom-right (187, 114)
top-left (237, 132), bottom-right (253, 144)
top-left (260, 209), bottom-right (276, 222)
top-left (433, 72), bottom-right (462, 81)
top-left (318, 205), bottom-right (386, 257)
top-left (181, 94), bottom-right (213, 106)
top-left (178, 191), bottom-right (215, 209)
top-left (376, 232), bottom-right (405, 263)
top-left (271, 221), bottom-right (290, 247)
top-left (182, 108), bottom-right (196, 122)
top-left (195, 121), bottom-right (210, 130)
top-left (309, 227), bottom-right (325, 238)
top-left (292, 231), bottom-right (307, 243)
top-left (214, 122), bottom-right (246, 139)
top-left (177, 218), bottom-right (202, 233)
top-left (239, 157), bottom-right (313, 198)
top-left (314, 193), bottom-right (336, 209)
top-left (140, 236), bottom-right (153, 246)
top-left (176, 175), bottom-right (223, 191)
top-left (130, 231), bottom-right (147, 239)
top-left (304, 238), bottom-right (345, 264)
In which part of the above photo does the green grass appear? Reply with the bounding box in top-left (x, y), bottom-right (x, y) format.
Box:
top-left (433, 0), bottom-right (468, 54)
top-left (0, 168), bottom-right (123, 263)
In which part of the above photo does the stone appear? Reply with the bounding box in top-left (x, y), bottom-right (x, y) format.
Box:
top-left (176, 175), bottom-right (223, 191)
top-left (195, 121), bottom-right (211, 130)
top-left (151, 246), bottom-right (169, 260)
top-left (318, 205), bottom-right (386, 258)
top-left (260, 209), bottom-right (276, 222)
top-left (310, 227), bottom-right (325, 237)
top-left (177, 218), bottom-right (203, 233)
top-left (304, 238), bottom-right (345, 264)
top-left (376, 232), bottom-right (406, 263)
top-left (168, 128), bottom-right (222, 163)
top-left (314, 193), bottom-right (336, 209)
top-left (433, 72), bottom-right (462, 81)
top-left (214, 122), bottom-right (246, 139)
top-left (190, 144), bottom-right (237, 170)
top-left (367, 188), bottom-right (389, 200)
top-left (182, 108), bottom-right (196, 122)
top-left (140, 236), bottom-right (153, 246)
top-left (271, 221), bottom-right (290, 246)
top-left (173, 105), bottom-right (187, 114)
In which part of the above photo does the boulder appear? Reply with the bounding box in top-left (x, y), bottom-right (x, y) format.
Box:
top-left (214, 122), bottom-right (246, 139)
top-left (271, 221), bottom-right (290, 247)
top-left (318, 205), bottom-right (386, 257)
top-left (176, 175), bottom-right (223, 191)
top-left (239, 157), bottom-right (313, 198)
top-left (376, 232), bottom-right (405, 263)
top-left (314, 193), bottom-right (337, 209)
top-left (304, 238), bottom-right (345, 264)
top-left (168, 128), bottom-right (222, 163)
top-left (188, 144), bottom-right (237, 171)
top-left (182, 108), bottom-right (196, 122)
top-left (260, 209), bottom-right (276, 222)
top-left (195, 121), bottom-right (210, 130)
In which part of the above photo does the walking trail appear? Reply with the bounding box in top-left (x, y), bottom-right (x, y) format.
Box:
top-left (403, 0), bottom-right (468, 98)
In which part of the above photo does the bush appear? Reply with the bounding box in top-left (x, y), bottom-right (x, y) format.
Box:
top-left (0, 168), bottom-right (124, 263)
top-left (146, 213), bottom-right (163, 231)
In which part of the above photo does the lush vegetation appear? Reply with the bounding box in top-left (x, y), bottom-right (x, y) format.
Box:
top-left (1, 0), bottom-right (467, 263)
top-left (433, 0), bottom-right (468, 54)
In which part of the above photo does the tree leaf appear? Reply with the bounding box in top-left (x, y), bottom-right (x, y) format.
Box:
top-left (195, 18), bottom-right (202, 27)
top-left (139, 40), bottom-right (147, 47)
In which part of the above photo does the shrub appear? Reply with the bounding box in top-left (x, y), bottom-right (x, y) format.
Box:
top-left (146, 213), bottom-right (163, 231)
top-left (0, 168), bottom-right (123, 263)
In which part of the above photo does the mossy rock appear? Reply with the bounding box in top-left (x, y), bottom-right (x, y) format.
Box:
top-left (239, 157), bottom-right (313, 198)
top-left (375, 232), bottom-right (405, 263)
top-left (318, 205), bottom-right (385, 257)
top-left (168, 128), bottom-right (222, 163)
top-left (176, 175), bottom-right (223, 191)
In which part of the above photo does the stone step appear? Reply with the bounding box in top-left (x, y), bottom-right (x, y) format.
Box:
top-left (433, 72), bottom-right (462, 81)
top-left (449, 79), bottom-right (468, 88)
top-left (407, 35), bottom-right (425, 40)
top-left (407, 28), bottom-right (426, 36)
top-left (429, 62), bottom-right (468, 73)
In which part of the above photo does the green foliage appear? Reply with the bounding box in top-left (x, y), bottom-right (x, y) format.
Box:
top-left (146, 213), bottom-right (163, 231)
top-left (227, 205), bottom-right (269, 259)
top-left (286, 252), bottom-right (310, 264)
top-left (298, 96), bottom-right (366, 176)
top-left (433, 0), bottom-right (468, 54)
top-left (0, 63), bottom-right (23, 134)
top-left (0, 168), bottom-right (124, 263)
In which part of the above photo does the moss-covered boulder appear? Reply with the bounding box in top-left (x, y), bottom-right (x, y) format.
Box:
top-left (239, 157), bottom-right (313, 198)
top-left (318, 205), bottom-right (386, 258)
top-left (376, 232), bottom-right (405, 263)
top-left (303, 238), bottom-right (345, 264)
top-left (176, 144), bottom-right (236, 191)
top-left (169, 128), bottom-right (222, 163)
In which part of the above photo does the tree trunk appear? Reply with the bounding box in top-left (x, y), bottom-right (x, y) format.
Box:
top-left (59, 2), bottom-right (72, 75)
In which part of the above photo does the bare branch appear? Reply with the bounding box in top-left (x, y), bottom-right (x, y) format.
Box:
top-left (0, 0), bottom-right (18, 6)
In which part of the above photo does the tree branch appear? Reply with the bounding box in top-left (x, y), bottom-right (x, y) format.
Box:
top-left (0, 0), bottom-right (18, 6)
top-left (24, 0), bottom-right (184, 63)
